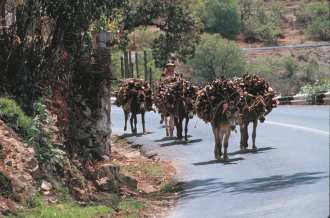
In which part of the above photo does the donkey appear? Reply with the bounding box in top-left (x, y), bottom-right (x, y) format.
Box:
top-left (123, 89), bottom-right (147, 134)
top-left (173, 96), bottom-right (195, 141)
top-left (238, 95), bottom-right (267, 150)
top-left (211, 101), bottom-right (240, 160)
top-left (239, 92), bottom-right (278, 151)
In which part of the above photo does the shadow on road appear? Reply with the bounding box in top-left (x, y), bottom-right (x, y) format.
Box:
top-left (179, 172), bottom-right (327, 200)
top-left (154, 135), bottom-right (192, 142)
top-left (160, 139), bottom-right (203, 147)
top-left (228, 146), bottom-right (276, 156)
top-left (222, 172), bottom-right (327, 194)
top-left (193, 157), bottom-right (244, 166)
top-left (119, 132), bottom-right (153, 138)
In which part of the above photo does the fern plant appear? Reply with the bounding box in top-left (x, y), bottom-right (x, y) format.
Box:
top-left (29, 101), bottom-right (66, 173)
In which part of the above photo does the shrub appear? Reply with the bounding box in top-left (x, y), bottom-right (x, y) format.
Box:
top-left (296, 1), bottom-right (330, 40)
top-left (299, 80), bottom-right (330, 104)
top-left (189, 34), bottom-right (245, 81)
top-left (0, 97), bottom-right (33, 138)
top-left (194, 0), bottom-right (241, 39)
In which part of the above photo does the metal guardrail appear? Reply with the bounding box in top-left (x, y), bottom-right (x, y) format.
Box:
top-left (277, 92), bottom-right (330, 105)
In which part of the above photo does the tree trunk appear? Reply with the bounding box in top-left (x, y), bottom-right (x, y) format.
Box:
top-left (0, 0), bottom-right (6, 33)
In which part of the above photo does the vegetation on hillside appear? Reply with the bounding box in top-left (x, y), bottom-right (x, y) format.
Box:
top-left (296, 1), bottom-right (330, 41)
top-left (239, 0), bottom-right (284, 44)
top-left (247, 54), bottom-right (328, 96)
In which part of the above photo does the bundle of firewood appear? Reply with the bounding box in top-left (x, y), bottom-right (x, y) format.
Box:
top-left (195, 78), bottom-right (241, 123)
top-left (115, 78), bottom-right (153, 111)
top-left (233, 73), bottom-right (278, 118)
top-left (234, 73), bottom-right (271, 96)
top-left (154, 77), bottom-right (198, 116)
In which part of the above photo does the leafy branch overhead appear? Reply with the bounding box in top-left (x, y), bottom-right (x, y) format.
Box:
top-left (123, 0), bottom-right (201, 67)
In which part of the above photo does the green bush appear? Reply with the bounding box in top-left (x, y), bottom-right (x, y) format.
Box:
top-left (195, 0), bottom-right (241, 39)
top-left (296, 1), bottom-right (330, 40)
top-left (189, 34), bottom-right (245, 81)
top-left (299, 80), bottom-right (330, 104)
top-left (0, 97), bottom-right (32, 138)
top-left (28, 102), bottom-right (67, 173)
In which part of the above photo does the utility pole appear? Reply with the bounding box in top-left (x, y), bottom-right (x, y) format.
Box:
top-left (149, 67), bottom-right (153, 89)
top-left (128, 50), bottom-right (133, 78)
top-left (144, 50), bottom-right (148, 81)
top-left (120, 56), bottom-right (124, 79)
top-left (124, 50), bottom-right (129, 78)
top-left (135, 52), bottom-right (140, 78)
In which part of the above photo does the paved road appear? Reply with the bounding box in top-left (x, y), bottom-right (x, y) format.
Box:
top-left (112, 105), bottom-right (329, 218)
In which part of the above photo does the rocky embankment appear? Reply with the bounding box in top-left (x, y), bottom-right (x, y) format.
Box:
top-left (0, 120), bottom-right (38, 215)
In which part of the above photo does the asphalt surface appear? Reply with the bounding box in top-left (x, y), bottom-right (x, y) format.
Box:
top-left (112, 105), bottom-right (329, 218)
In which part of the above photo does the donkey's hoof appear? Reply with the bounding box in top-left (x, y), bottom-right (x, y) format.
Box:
top-left (223, 155), bottom-right (229, 161)
top-left (215, 153), bottom-right (221, 160)
top-left (252, 146), bottom-right (258, 151)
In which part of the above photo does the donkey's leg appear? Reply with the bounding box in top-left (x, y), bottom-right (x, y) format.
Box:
top-left (169, 116), bottom-right (175, 137)
top-left (142, 112), bottom-right (146, 134)
top-left (160, 115), bottom-right (164, 124)
top-left (218, 128), bottom-right (224, 160)
top-left (174, 117), bottom-right (180, 139)
top-left (223, 129), bottom-right (231, 161)
top-left (243, 122), bottom-right (249, 149)
top-left (212, 126), bottom-right (221, 160)
top-left (184, 117), bottom-right (189, 141)
top-left (165, 116), bottom-right (170, 137)
top-left (177, 118), bottom-right (183, 140)
top-left (239, 124), bottom-right (244, 150)
top-left (124, 111), bottom-right (129, 131)
top-left (252, 119), bottom-right (258, 150)
top-left (130, 113), bottom-right (135, 134)
top-left (133, 114), bottom-right (137, 134)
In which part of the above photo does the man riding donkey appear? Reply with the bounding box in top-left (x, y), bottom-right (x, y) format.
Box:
top-left (160, 61), bottom-right (179, 137)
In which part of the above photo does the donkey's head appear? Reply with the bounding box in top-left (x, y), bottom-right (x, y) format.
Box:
top-left (183, 97), bottom-right (195, 119)
top-left (137, 90), bottom-right (147, 111)
top-left (254, 95), bottom-right (267, 123)
top-left (263, 89), bottom-right (278, 116)
top-left (222, 101), bottom-right (240, 131)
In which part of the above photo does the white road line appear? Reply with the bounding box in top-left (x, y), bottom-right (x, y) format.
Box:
top-left (265, 121), bottom-right (329, 136)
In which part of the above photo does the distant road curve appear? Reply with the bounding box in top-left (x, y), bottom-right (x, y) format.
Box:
top-left (242, 42), bottom-right (330, 52)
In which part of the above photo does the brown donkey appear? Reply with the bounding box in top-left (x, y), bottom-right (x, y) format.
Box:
top-left (239, 94), bottom-right (277, 150)
top-left (211, 101), bottom-right (240, 160)
top-left (123, 89), bottom-right (148, 134)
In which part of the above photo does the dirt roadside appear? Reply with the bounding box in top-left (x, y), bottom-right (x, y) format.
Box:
top-left (109, 135), bottom-right (181, 218)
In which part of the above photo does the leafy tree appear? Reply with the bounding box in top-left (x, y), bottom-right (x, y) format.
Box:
top-left (194, 0), bottom-right (240, 39)
top-left (123, 0), bottom-right (201, 68)
top-left (0, 0), bottom-right (124, 101)
top-left (189, 34), bottom-right (245, 81)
